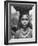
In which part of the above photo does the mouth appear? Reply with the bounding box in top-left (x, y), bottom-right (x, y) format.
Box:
top-left (23, 25), bottom-right (26, 27)
top-left (23, 24), bottom-right (26, 25)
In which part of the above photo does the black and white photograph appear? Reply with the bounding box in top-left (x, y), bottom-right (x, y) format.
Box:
top-left (4, 1), bottom-right (37, 44)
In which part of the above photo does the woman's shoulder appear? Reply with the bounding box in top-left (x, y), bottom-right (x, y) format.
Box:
top-left (28, 27), bottom-right (32, 31)
top-left (27, 27), bottom-right (32, 38)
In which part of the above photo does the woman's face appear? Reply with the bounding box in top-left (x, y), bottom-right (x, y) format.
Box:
top-left (21, 14), bottom-right (29, 27)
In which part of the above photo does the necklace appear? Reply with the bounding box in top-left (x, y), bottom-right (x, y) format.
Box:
top-left (21, 29), bottom-right (29, 35)
top-left (20, 28), bottom-right (31, 38)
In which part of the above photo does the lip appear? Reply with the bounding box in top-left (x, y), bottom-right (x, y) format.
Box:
top-left (23, 25), bottom-right (26, 27)
top-left (23, 24), bottom-right (26, 25)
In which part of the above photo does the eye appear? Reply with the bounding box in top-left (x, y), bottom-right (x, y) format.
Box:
top-left (21, 19), bottom-right (28, 20)
top-left (21, 19), bottom-right (24, 20)
top-left (25, 19), bottom-right (28, 20)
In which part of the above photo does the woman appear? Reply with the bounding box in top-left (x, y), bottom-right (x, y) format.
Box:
top-left (11, 10), bottom-right (32, 39)
top-left (13, 11), bottom-right (32, 38)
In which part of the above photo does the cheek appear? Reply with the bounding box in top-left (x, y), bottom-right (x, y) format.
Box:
top-left (21, 21), bottom-right (24, 24)
top-left (26, 21), bottom-right (29, 23)
top-left (21, 20), bottom-right (24, 23)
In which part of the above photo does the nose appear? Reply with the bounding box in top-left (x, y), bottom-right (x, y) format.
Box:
top-left (24, 22), bottom-right (26, 24)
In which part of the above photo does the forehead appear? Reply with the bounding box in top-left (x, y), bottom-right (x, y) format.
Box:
top-left (22, 14), bottom-right (28, 18)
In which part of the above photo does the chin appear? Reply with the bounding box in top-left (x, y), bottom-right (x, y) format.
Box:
top-left (23, 25), bottom-right (26, 27)
top-left (23, 24), bottom-right (28, 27)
